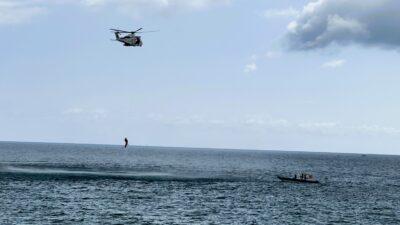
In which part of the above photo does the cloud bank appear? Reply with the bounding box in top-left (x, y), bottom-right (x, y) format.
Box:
top-left (0, 0), bottom-right (230, 24)
top-left (82, 0), bottom-right (231, 18)
top-left (147, 113), bottom-right (400, 137)
top-left (0, 0), bottom-right (45, 24)
top-left (83, 0), bottom-right (230, 9)
top-left (286, 0), bottom-right (400, 50)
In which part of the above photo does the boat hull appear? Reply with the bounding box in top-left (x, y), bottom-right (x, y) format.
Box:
top-left (277, 176), bottom-right (319, 183)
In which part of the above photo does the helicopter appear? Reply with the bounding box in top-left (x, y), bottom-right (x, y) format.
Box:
top-left (110, 28), bottom-right (157, 47)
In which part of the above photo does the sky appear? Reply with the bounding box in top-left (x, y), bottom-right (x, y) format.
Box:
top-left (1, 0), bottom-right (400, 154)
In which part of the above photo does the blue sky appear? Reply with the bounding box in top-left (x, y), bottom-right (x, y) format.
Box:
top-left (1, 0), bottom-right (400, 154)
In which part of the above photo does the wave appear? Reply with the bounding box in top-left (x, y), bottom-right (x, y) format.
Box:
top-left (0, 164), bottom-right (241, 182)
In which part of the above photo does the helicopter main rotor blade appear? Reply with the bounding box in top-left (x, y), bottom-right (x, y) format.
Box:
top-left (110, 29), bottom-right (131, 33)
top-left (110, 28), bottom-right (156, 34)
top-left (137, 30), bottom-right (159, 33)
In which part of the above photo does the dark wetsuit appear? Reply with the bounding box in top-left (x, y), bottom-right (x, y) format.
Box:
top-left (124, 138), bottom-right (128, 148)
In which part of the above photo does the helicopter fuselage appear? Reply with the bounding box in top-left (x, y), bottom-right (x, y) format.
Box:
top-left (116, 33), bottom-right (143, 47)
top-left (111, 28), bottom-right (156, 47)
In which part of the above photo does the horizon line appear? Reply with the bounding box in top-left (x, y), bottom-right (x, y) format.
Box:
top-left (0, 140), bottom-right (398, 157)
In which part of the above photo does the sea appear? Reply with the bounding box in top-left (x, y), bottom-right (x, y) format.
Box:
top-left (0, 142), bottom-right (399, 225)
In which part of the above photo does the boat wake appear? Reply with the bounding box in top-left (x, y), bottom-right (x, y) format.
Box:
top-left (0, 164), bottom-right (239, 182)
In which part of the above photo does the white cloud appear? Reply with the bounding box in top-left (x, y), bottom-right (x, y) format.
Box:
top-left (63, 107), bottom-right (108, 120)
top-left (250, 54), bottom-right (258, 61)
top-left (81, 0), bottom-right (231, 18)
top-left (298, 122), bottom-right (339, 135)
top-left (244, 62), bottom-right (257, 73)
top-left (265, 51), bottom-right (282, 59)
top-left (82, 0), bottom-right (230, 8)
top-left (0, 0), bottom-right (46, 24)
top-left (244, 116), bottom-right (290, 128)
top-left (148, 113), bottom-right (224, 126)
top-left (0, 0), bottom-right (231, 24)
top-left (285, 0), bottom-right (400, 50)
top-left (63, 107), bottom-right (84, 115)
top-left (352, 124), bottom-right (400, 136)
top-left (82, 0), bottom-right (106, 6)
top-left (264, 7), bottom-right (299, 18)
top-left (92, 108), bottom-right (107, 120)
top-left (322, 59), bottom-right (346, 68)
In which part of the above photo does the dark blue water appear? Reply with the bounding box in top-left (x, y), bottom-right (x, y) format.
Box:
top-left (1, 142), bottom-right (399, 224)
